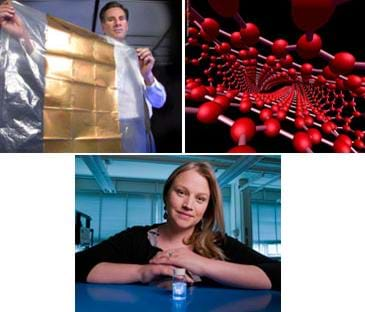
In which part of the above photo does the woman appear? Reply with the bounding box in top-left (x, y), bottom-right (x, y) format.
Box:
top-left (76, 162), bottom-right (280, 290)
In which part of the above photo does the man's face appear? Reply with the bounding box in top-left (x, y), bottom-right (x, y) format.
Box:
top-left (101, 7), bottom-right (128, 41)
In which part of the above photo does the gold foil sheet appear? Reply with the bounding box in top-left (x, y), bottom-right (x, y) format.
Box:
top-left (44, 138), bottom-right (122, 153)
top-left (43, 15), bottom-right (122, 152)
top-left (44, 109), bottom-right (71, 139)
top-left (96, 112), bottom-right (121, 137)
top-left (95, 86), bottom-right (118, 112)
top-left (94, 40), bottom-right (115, 65)
top-left (72, 59), bottom-right (95, 86)
top-left (44, 78), bottom-right (72, 108)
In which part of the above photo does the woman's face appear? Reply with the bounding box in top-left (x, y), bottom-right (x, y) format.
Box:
top-left (166, 169), bottom-right (210, 230)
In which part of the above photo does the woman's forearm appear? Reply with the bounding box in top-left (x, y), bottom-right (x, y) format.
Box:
top-left (200, 258), bottom-right (272, 289)
top-left (86, 262), bottom-right (143, 284)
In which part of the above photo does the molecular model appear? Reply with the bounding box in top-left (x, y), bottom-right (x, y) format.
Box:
top-left (185, 0), bottom-right (365, 152)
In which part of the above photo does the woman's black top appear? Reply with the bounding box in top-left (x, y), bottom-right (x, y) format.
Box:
top-left (76, 224), bottom-right (281, 290)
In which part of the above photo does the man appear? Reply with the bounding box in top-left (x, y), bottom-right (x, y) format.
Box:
top-left (99, 1), bottom-right (167, 152)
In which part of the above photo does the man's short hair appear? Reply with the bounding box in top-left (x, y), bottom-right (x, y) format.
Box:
top-left (99, 1), bottom-right (129, 23)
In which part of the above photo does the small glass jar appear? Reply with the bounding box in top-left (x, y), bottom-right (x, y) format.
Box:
top-left (172, 268), bottom-right (187, 300)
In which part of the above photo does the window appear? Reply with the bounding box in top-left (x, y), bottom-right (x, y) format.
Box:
top-left (252, 199), bottom-right (281, 259)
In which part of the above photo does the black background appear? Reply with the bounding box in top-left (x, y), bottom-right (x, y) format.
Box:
top-left (186, 0), bottom-right (364, 153)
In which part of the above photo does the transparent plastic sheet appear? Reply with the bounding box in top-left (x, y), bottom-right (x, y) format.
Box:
top-left (105, 36), bottom-right (156, 153)
top-left (0, 1), bottom-right (122, 152)
top-left (0, 1), bottom-right (46, 152)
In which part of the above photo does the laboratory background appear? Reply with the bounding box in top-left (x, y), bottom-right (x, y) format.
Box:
top-left (75, 155), bottom-right (281, 260)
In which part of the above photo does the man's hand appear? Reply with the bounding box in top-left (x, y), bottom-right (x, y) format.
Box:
top-left (136, 47), bottom-right (155, 85)
top-left (0, 2), bottom-right (15, 24)
top-left (1, 8), bottom-right (26, 39)
top-left (0, 2), bottom-right (33, 54)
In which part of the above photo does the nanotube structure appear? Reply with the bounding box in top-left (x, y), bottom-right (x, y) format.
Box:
top-left (185, 0), bottom-right (365, 152)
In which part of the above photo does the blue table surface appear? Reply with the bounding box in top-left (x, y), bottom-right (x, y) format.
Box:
top-left (76, 282), bottom-right (280, 312)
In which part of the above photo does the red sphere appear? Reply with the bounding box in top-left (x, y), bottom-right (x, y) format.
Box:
top-left (214, 95), bottom-right (231, 110)
top-left (291, 0), bottom-right (335, 32)
top-left (240, 23), bottom-right (260, 46)
top-left (280, 54), bottom-right (293, 68)
top-left (288, 68), bottom-right (297, 78)
top-left (293, 132), bottom-right (312, 152)
top-left (355, 130), bottom-right (364, 139)
top-left (355, 86), bottom-right (365, 97)
top-left (272, 39), bottom-right (288, 57)
top-left (200, 30), bottom-right (215, 42)
top-left (296, 33), bottom-right (322, 59)
top-left (190, 86), bottom-right (207, 102)
top-left (353, 111), bottom-right (362, 118)
top-left (186, 81), bottom-right (200, 90)
top-left (317, 74), bottom-right (327, 85)
top-left (201, 18), bottom-right (220, 39)
top-left (307, 128), bottom-right (322, 144)
top-left (264, 119), bottom-right (281, 137)
top-left (188, 37), bottom-right (199, 46)
top-left (197, 101), bottom-right (222, 124)
top-left (247, 47), bottom-right (258, 58)
top-left (255, 99), bottom-right (264, 108)
top-left (216, 85), bottom-right (225, 93)
top-left (230, 32), bottom-right (243, 49)
top-left (205, 86), bottom-right (216, 96)
top-left (188, 27), bottom-right (199, 37)
top-left (238, 49), bottom-right (248, 59)
top-left (329, 52), bottom-right (356, 75)
top-left (260, 108), bottom-right (273, 121)
top-left (230, 118), bottom-right (256, 143)
top-left (335, 78), bottom-right (345, 90)
top-left (239, 97), bottom-right (252, 113)
top-left (276, 109), bottom-right (287, 120)
top-left (191, 58), bottom-right (200, 66)
top-left (201, 44), bottom-right (209, 52)
top-left (353, 139), bottom-right (365, 150)
top-left (266, 55), bottom-right (276, 66)
top-left (219, 42), bottom-right (231, 54)
top-left (225, 89), bottom-right (239, 99)
top-left (295, 117), bottom-right (305, 129)
top-left (301, 63), bottom-right (313, 76)
top-left (337, 134), bottom-right (352, 147)
top-left (322, 66), bottom-right (338, 80)
top-left (343, 124), bottom-right (351, 132)
top-left (208, 0), bottom-right (239, 17)
top-left (228, 145), bottom-right (256, 153)
top-left (345, 75), bottom-right (362, 91)
top-left (333, 137), bottom-right (352, 153)
top-left (322, 121), bottom-right (336, 134)
top-left (304, 115), bottom-right (314, 127)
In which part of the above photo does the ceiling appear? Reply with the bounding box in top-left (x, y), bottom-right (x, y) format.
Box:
top-left (18, 0), bottom-right (180, 65)
top-left (75, 155), bottom-right (281, 193)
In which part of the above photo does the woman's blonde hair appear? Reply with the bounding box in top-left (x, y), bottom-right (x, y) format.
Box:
top-left (163, 162), bottom-right (226, 260)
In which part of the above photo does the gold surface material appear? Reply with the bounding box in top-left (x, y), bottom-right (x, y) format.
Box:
top-left (96, 112), bottom-right (121, 137)
top-left (43, 109), bottom-right (71, 139)
top-left (95, 86), bottom-right (118, 112)
top-left (94, 40), bottom-right (115, 65)
top-left (43, 15), bottom-right (121, 152)
top-left (44, 78), bottom-right (72, 108)
top-left (45, 55), bottom-right (73, 81)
